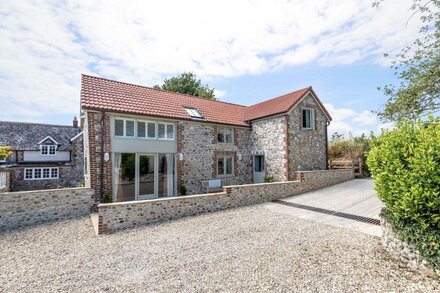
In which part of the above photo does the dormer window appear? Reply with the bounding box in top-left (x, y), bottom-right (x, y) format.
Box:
top-left (184, 107), bottom-right (204, 119)
top-left (38, 136), bottom-right (58, 156)
top-left (41, 145), bottom-right (56, 156)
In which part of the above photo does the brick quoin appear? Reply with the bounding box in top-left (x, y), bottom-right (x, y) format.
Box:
top-left (284, 115), bottom-right (290, 181)
top-left (86, 111), bottom-right (112, 204)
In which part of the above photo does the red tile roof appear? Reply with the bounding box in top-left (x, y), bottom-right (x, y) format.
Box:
top-left (243, 86), bottom-right (332, 121)
top-left (81, 75), bottom-right (331, 127)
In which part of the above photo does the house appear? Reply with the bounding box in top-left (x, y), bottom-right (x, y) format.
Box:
top-left (81, 75), bottom-right (332, 203)
top-left (0, 119), bottom-right (84, 191)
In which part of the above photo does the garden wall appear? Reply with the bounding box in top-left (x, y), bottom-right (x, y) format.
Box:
top-left (0, 187), bottom-right (94, 230)
top-left (98, 169), bottom-right (354, 234)
top-left (381, 215), bottom-right (439, 279)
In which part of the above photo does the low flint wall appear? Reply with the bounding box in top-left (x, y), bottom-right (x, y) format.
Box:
top-left (0, 187), bottom-right (94, 230)
top-left (98, 169), bottom-right (354, 234)
top-left (381, 215), bottom-right (439, 279)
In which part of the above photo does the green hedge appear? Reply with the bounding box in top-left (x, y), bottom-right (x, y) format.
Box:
top-left (381, 208), bottom-right (440, 273)
top-left (367, 118), bottom-right (440, 230)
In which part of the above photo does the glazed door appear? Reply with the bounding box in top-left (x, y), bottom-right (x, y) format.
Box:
top-left (253, 155), bottom-right (265, 183)
top-left (137, 154), bottom-right (157, 200)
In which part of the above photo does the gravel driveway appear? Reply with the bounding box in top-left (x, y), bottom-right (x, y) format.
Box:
top-left (1, 206), bottom-right (438, 292)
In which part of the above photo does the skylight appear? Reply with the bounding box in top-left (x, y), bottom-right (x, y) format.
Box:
top-left (184, 107), bottom-right (204, 119)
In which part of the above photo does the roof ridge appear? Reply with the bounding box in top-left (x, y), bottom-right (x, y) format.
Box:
top-left (247, 86), bottom-right (311, 108)
top-left (81, 74), bottom-right (248, 108)
top-left (0, 120), bottom-right (76, 128)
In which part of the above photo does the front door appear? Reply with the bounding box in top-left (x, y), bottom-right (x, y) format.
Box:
top-left (138, 154), bottom-right (156, 200)
top-left (253, 155), bottom-right (265, 183)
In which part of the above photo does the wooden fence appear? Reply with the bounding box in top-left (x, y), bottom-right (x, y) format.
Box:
top-left (328, 158), bottom-right (365, 176)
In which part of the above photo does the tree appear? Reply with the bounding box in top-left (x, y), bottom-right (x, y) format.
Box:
top-left (0, 146), bottom-right (12, 160)
top-left (375, 0), bottom-right (440, 121)
top-left (154, 72), bottom-right (216, 99)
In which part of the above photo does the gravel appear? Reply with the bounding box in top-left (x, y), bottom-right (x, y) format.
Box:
top-left (0, 206), bottom-right (438, 292)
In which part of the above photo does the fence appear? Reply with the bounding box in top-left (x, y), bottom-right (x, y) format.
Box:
top-left (328, 158), bottom-right (365, 176)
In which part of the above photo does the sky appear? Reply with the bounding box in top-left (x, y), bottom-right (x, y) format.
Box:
top-left (0, 0), bottom-right (422, 137)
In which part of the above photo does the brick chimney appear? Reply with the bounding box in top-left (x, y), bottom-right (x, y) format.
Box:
top-left (73, 116), bottom-right (78, 128)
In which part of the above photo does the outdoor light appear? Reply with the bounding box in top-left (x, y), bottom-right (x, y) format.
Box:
top-left (237, 153), bottom-right (242, 160)
top-left (179, 153), bottom-right (184, 161)
top-left (104, 152), bottom-right (110, 162)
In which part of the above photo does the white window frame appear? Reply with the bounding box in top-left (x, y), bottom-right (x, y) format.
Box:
top-left (41, 145), bottom-right (57, 156)
top-left (302, 108), bottom-right (315, 130)
top-left (184, 107), bottom-right (204, 119)
top-left (114, 118), bottom-right (136, 138)
top-left (114, 117), bottom-right (175, 141)
top-left (217, 155), bottom-right (234, 177)
top-left (217, 127), bottom-right (234, 144)
top-left (24, 167), bottom-right (59, 180)
top-left (136, 120), bottom-right (157, 139)
top-left (157, 122), bottom-right (175, 141)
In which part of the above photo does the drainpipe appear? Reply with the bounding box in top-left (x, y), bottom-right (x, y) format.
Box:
top-left (325, 121), bottom-right (329, 170)
top-left (100, 111), bottom-right (105, 201)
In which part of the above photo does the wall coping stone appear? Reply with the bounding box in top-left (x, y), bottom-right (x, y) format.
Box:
top-left (0, 187), bottom-right (92, 196)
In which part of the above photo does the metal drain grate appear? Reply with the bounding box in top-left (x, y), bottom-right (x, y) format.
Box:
top-left (272, 200), bottom-right (381, 226)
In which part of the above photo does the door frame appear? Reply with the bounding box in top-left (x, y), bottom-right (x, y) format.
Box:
top-left (253, 154), bottom-right (265, 183)
top-left (136, 153), bottom-right (158, 200)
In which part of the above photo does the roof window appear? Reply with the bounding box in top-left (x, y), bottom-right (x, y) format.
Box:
top-left (184, 107), bottom-right (204, 119)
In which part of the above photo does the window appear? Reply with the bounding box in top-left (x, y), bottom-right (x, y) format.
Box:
top-left (114, 119), bottom-right (135, 137)
top-left (218, 127), bottom-right (233, 143)
top-left (115, 117), bottom-right (174, 140)
top-left (84, 156), bottom-right (88, 175)
top-left (184, 107), bottom-right (204, 119)
top-left (24, 168), bottom-right (59, 180)
top-left (41, 145), bottom-right (56, 156)
top-left (254, 155), bottom-right (264, 172)
top-left (217, 156), bottom-right (233, 176)
top-left (302, 108), bottom-right (315, 129)
top-left (137, 121), bottom-right (157, 139)
top-left (115, 119), bottom-right (124, 136)
top-left (158, 123), bottom-right (174, 140)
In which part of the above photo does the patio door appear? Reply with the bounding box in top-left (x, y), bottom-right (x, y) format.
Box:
top-left (253, 155), bottom-right (265, 183)
top-left (137, 154), bottom-right (157, 200)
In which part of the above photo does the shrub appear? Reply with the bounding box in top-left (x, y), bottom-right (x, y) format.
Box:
top-left (328, 133), bottom-right (372, 161)
top-left (179, 185), bottom-right (187, 196)
top-left (101, 192), bottom-right (113, 203)
top-left (367, 118), bottom-right (440, 231)
top-left (0, 146), bottom-right (12, 160)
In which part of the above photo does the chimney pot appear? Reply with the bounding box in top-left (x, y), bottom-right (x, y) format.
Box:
top-left (73, 116), bottom-right (78, 128)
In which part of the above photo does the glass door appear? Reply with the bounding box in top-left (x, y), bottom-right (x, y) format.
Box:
top-left (137, 154), bottom-right (157, 200)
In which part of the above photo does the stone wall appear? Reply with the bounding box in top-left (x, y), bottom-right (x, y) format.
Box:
top-left (98, 169), bottom-right (354, 234)
top-left (381, 215), bottom-right (439, 279)
top-left (251, 116), bottom-right (287, 182)
top-left (8, 164), bottom-right (84, 191)
top-left (179, 121), bottom-right (253, 195)
top-left (288, 93), bottom-right (328, 177)
top-left (0, 187), bottom-right (94, 230)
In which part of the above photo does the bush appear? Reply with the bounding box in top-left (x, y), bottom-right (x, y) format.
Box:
top-left (367, 118), bottom-right (440, 230)
top-left (328, 133), bottom-right (372, 161)
top-left (101, 192), bottom-right (113, 203)
top-left (179, 185), bottom-right (187, 196)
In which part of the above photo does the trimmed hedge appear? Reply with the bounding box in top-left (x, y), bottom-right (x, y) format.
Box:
top-left (367, 118), bottom-right (440, 230)
top-left (381, 208), bottom-right (440, 273)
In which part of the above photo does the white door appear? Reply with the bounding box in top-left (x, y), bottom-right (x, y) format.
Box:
top-left (253, 155), bottom-right (265, 183)
top-left (137, 154), bottom-right (157, 200)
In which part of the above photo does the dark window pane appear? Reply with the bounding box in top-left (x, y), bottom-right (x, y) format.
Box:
top-left (126, 120), bottom-right (135, 136)
top-left (158, 124), bottom-right (165, 139)
top-left (137, 122), bottom-right (146, 137)
top-left (226, 157), bottom-right (233, 175)
top-left (115, 119), bottom-right (124, 136)
top-left (147, 122), bottom-right (156, 138)
top-left (166, 124), bottom-right (174, 139)
top-left (217, 157), bottom-right (224, 175)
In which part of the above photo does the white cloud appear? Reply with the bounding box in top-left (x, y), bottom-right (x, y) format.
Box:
top-left (352, 111), bottom-right (377, 125)
top-left (214, 89), bottom-right (227, 99)
top-left (0, 0), bottom-right (422, 123)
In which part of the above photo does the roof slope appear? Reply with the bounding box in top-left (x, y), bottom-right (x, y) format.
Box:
top-left (0, 121), bottom-right (80, 151)
top-left (81, 75), bottom-right (331, 126)
top-left (81, 75), bottom-right (249, 127)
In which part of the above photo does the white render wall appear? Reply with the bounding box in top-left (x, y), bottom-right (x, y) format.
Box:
top-left (23, 150), bottom-right (70, 162)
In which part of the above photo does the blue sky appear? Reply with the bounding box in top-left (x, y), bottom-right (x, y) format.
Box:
top-left (0, 0), bottom-right (421, 136)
